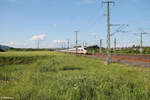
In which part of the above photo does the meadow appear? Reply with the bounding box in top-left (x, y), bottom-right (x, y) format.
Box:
top-left (0, 51), bottom-right (150, 100)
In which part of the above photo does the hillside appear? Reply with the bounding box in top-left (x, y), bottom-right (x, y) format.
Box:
top-left (0, 44), bottom-right (11, 51)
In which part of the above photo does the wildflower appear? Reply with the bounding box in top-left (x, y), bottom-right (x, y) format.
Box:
top-left (73, 83), bottom-right (78, 90)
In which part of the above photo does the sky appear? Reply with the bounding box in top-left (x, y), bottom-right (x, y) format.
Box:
top-left (0, 0), bottom-right (150, 48)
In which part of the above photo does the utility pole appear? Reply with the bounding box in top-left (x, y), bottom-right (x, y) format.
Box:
top-left (102, 0), bottom-right (115, 64)
top-left (37, 39), bottom-right (39, 49)
top-left (64, 41), bottom-right (66, 49)
top-left (85, 42), bottom-right (87, 47)
top-left (61, 42), bottom-right (63, 49)
top-left (140, 32), bottom-right (143, 54)
top-left (135, 31), bottom-right (150, 54)
top-left (99, 39), bottom-right (102, 54)
top-left (83, 42), bottom-right (84, 47)
top-left (114, 38), bottom-right (116, 55)
top-left (75, 31), bottom-right (78, 54)
top-left (67, 39), bottom-right (70, 50)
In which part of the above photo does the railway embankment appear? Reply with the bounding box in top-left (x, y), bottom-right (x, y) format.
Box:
top-left (84, 54), bottom-right (150, 67)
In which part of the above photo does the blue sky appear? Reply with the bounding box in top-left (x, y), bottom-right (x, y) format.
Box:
top-left (0, 0), bottom-right (150, 48)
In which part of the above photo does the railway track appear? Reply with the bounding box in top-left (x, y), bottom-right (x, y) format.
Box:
top-left (64, 51), bottom-right (150, 67)
top-left (85, 53), bottom-right (150, 67)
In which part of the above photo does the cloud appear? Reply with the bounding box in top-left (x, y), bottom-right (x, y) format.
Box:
top-left (144, 29), bottom-right (150, 34)
top-left (10, 42), bottom-right (14, 45)
top-left (116, 41), bottom-right (140, 48)
top-left (30, 34), bottom-right (46, 41)
top-left (52, 24), bottom-right (57, 28)
top-left (49, 40), bottom-right (67, 48)
top-left (52, 40), bottom-right (65, 43)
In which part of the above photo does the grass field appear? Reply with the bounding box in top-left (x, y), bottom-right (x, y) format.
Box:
top-left (0, 51), bottom-right (150, 100)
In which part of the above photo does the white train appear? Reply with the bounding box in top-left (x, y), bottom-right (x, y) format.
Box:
top-left (60, 47), bottom-right (88, 54)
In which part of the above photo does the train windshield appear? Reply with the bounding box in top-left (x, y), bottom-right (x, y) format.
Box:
top-left (84, 48), bottom-right (87, 50)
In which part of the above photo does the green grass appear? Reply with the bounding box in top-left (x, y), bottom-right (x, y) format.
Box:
top-left (0, 51), bottom-right (150, 100)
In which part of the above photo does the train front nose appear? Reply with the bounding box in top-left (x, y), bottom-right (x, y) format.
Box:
top-left (84, 50), bottom-right (87, 54)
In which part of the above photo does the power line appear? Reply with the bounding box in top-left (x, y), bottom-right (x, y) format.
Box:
top-left (110, 24), bottom-right (129, 36)
top-left (75, 31), bottom-right (78, 54)
top-left (102, 0), bottom-right (115, 65)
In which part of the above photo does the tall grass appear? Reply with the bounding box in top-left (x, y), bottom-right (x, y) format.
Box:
top-left (0, 51), bottom-right (150, 100)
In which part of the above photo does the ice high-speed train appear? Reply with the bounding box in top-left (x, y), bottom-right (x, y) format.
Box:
top-left (60, 47), bottom-right (88, 54)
